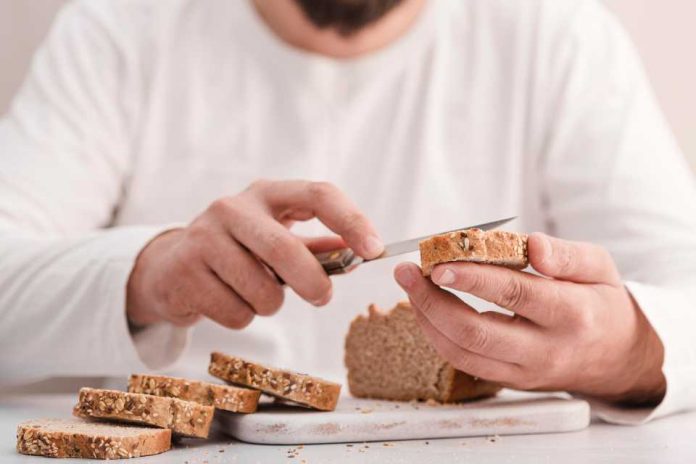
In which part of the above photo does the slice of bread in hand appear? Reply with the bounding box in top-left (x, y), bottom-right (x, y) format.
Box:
top-left (345, 302), bottom-right (501, 402)
top-left (209, 352), bottom-right (342, 411)
top-left (73, 388), bottom-right (213, 438)
top-left (128, 374), bottom-right (260, 413)
top-left (16, 418), bottom-right (170, 459)
top-left (419, 228), bottom-right (528, 276)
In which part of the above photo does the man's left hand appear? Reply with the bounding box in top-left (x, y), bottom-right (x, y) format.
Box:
top-left (394, 233), bottom-right (666, 405)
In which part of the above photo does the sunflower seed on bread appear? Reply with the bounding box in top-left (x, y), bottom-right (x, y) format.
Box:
top-left (209, 352), bottom-right (341, 411)
top-left (419, 228), bottom-right (528, 276)
top-left (128, 374), bottom-right (260, 413)
top-left (73, 388), bottom-right (213, 438)
top-left (16, 418), bottom-right (170, 459)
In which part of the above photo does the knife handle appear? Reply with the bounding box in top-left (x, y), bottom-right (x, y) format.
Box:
top-left (314, 248), bottom-right (357, 275)
top-left (275, 248), bottom-right (357, 286)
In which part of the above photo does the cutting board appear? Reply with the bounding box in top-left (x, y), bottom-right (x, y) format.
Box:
top-left (216, 390), bottom-right (590, 444)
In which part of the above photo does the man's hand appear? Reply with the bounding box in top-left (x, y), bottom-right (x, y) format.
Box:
top-left (394, 233), bottom-right (666, 405)
top-left (127, 180), bottom-right (383, 329)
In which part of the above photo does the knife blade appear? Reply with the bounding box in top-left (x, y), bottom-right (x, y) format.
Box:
top-left (314, 216), bottom-right (517, 276)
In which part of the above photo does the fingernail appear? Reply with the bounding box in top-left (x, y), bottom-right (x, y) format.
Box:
top-left (394, 263), bottom-right (417, 289)
top-left (363, 235), bottom-right (384, 258)
top-left (311, 289), bottom-right (332, 307)
top-left (434, 268), bottom-right (455, 285)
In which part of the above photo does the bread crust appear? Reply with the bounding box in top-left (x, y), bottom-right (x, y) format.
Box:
top-left (209, 352), bottom-right (342, 411)
top-left (419, 228), bottom-right (528, 276)
top-left (16, 418), bottom-right (170, 459)
top-left (73, 388), bottom-right (213, 438)
top-left (128, 374), bottom-right (260, 413)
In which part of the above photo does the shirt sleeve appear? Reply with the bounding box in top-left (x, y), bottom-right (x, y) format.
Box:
top-left (0, 1), bottom-right (187, 386)
top-left (535, 1), bottom-right (696, 423)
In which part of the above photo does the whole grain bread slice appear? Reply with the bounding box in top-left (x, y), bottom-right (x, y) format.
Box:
top-left (209, 352), bottom-right (341, 411)
top-left (16, 418), bottom-right (170, 460)
top-left (73, 388), bottom-right (213, 438)
top-left (419, 228), bottom-right (528, 276)
top-left (128, 374), bottom-right (260, 413)
top-left (345, 302), bottom-right (501, 402)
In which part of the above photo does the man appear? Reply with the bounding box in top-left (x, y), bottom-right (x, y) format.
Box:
top-left (1, 0), bottom-right (695, 425)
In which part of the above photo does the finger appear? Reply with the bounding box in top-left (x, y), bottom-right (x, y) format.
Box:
top-left (429, 261), bottom-right (575, 327)
top-left (413, 307), bottom-right (521, 383)
top-left (529, 233), bottom-right (621, 285)
top-left (394, 262), bottom-right (533, 363)
top-left (300, 235), bottom-right (348, 254)
top-left (217, 203), bottom-right (333, 306)
top-left (193, 270), bottom-right (256, 329)
top-left (201, 231), bottom-right (285, 316)
top-left (248, 180), bottom-right (384, 259)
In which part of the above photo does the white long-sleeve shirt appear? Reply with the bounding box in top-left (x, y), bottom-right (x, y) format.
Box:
top-left (1, 0), bottom-right (695, 425)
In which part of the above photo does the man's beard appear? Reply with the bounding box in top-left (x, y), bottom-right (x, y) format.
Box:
top-left (294, 0), bottom-right (405, 36)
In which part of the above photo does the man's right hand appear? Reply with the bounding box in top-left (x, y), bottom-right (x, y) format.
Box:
top-left (126, 180), bottom-right (384, 329)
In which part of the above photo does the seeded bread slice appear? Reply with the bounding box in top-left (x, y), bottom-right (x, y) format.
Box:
top-left (345, 302), bottom-right (501, 402)
top-left (16, 418), bottom-right (171, 459)
top-left (73, 388), bottom-right (213, 438)
top-left (420, 228), bottom-right (528, 276)
top-left (128, 374), bottom-right (260, 413)
top-left (209, 352), bottom-right (342, 411)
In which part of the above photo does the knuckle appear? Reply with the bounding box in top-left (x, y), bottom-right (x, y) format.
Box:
top-left (415, 289), bottom-right (437, 316)
top-left (208, 197), bottom-right (238, 218)
top-left (555, 245), bottom-right (575, 274)
top-left (498, 277), bottom-right (527, 309)
top-left (459, 323), bottom-right (490, 352)
top-left (571, 306), bottom-right (595, 331)
top-left (247, 178), bottom-right (272, 192)
top-left (308, 181), bottom-right (338, 202)
top-left (263, 231), bottom-right (295, 263)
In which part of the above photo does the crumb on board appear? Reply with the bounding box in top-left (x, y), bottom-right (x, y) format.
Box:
top-left (486, 435), bottom-right (501, 443)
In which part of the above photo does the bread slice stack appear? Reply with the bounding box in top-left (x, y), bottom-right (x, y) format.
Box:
top-left (420, 228), bottom-right (528, 276)
top-left (345, 302), bottom-right (501, 402)
top-left (17, 354), bottom-right (340, 459)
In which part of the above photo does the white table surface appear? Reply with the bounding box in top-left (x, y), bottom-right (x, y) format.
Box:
top-left (2, 393), bottom-right (695, 464)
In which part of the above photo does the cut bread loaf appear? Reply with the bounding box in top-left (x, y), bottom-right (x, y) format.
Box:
top-left (128, 374), bottom-right (260, 413)
top-left (209, 352), bottom-right (341, 411)
top-left (73, 388), bottom-right (213, 438)
top-left (16, 418), bottom-right (170, 459)
top-left (345, 302), bottom-right (501, 402)
top-left (419, 228), bottom-right (528, 276)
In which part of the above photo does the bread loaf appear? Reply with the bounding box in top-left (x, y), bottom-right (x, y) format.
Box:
top-left (209, 352), bottom-right (341, 411)
top-left (73, 388), bottom-right (213, 438)
top-left (419, 228), bottom-right (528, 276)
top-left (345, 302), bottom-right (501, 402)
top-left (16, 418), bottom-right (170, 459)
top-left (128, 374), bottom-right (260, 413)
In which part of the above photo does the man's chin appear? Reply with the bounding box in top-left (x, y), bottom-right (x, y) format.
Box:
top-left (293, 0), bottom-right (405, 36)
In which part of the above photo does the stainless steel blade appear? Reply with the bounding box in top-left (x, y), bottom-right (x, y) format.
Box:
top-left (377, 216), bottom-right (517, 260)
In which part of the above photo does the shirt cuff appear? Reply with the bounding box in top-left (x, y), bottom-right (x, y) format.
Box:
top-left (588, 281), bottom-right (696, 425)
top-left (101, 224), bottom-right (190, 372)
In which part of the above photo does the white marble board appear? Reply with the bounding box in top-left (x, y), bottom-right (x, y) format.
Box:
top-left (216, 390), bottom-right (590, 445)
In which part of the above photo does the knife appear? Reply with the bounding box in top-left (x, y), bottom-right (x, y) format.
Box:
top-left (313, 216), bottom-right (517, 276)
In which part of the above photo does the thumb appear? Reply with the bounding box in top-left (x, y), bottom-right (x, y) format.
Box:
top-left (529, 232), bottom-right (621, 285)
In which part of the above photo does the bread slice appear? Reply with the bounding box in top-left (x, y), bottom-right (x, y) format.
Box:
top-left (128, 374), bottom-right (260, 413)
top-left (209, 352), bottom-right (341, 411)
top-left (73, 388), bottom-right (213, 438)
top-left (419, 228), bottom-right (528, 276)
top-left (345, 302), bottom-right (501, 402)
top-left (16, 418), bottom-right (170, 459)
